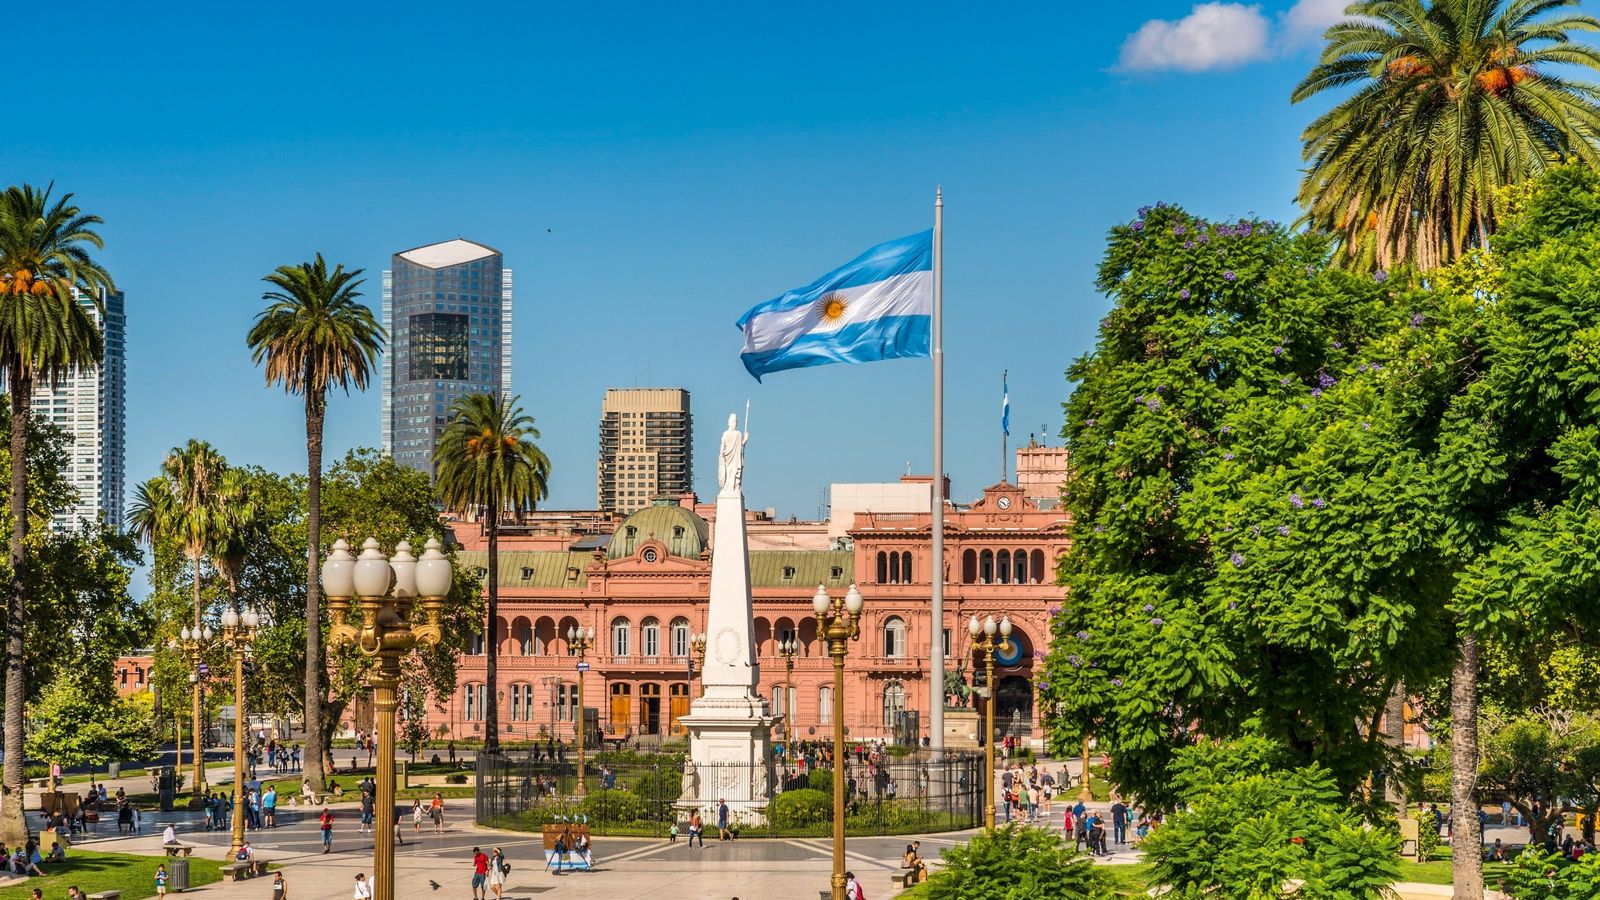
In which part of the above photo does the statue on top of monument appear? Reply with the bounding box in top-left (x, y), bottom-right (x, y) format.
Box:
top-left (717, 412), bottom-right (748, 495)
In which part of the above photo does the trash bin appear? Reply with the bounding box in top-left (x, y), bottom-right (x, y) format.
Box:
top-left (167, 856), bottom-right (190, 891)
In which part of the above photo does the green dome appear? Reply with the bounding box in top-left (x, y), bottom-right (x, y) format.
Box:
top-left (608, 500), bottom-right (709, 560)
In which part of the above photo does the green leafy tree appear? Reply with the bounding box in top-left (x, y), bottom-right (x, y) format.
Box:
top-left (434, 394), bottom-right (550, 751)
top-left (247, 254), bottom-right (384, 787)
top-left (1477, 711), bottom-right (1600, 846)
top-left (26, 670), bottom-right (156, 770)
top-left (1039, 205), bottom-right (1458, 810)
top-left (918, 824), bottom-right (1112, 900)
top-left (1499, 847), bottom-right (1600, 898)
top-left (0, 183), bottom-right (111, 841)
top-left (1293, 0), bottom-right (1600, 270)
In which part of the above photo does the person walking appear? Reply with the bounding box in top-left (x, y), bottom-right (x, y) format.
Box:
top-left (412, 799), bottom-right (424, 833)
top-left (718, 799), bottom-right (730, 841)
top-left (470, 847), bottom-right (489, 900)
top-left (844, 871), bottom-right (864, 900)
top-left (263, 786), bottom-right (278, 828)
top-left (271, 872), bottom-right (287, 900)
top-left (352, 874), bottom-right (371, 900)
top-left (1111, 798), bottom-right (1128, 845)
top-left (155, 864), bottom-right (169, 898)
top-left (319, 808), bottom-right (335, 853)
top-left (687, 810), bottom-right (704, 849)
top-left (359, 788), bottom-right (374, 834)
top-left (488, 848), bottom-right (507, 900)
top-left (430, 793), bottom-right (445, 832)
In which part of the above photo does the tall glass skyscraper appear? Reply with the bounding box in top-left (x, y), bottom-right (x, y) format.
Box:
top-left (381, 239), bottom-right (513, 478)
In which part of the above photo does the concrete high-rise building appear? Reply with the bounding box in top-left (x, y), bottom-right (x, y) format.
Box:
top-left (597, 388), bottom-right (692, 515)
top-left (381, 239), bottom-right (513, 478)
top-left (31, 288), bottom-right (126, 531)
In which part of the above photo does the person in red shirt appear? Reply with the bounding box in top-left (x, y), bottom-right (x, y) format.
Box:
top-left (470, 847), bottom-right (489, 900)
top-left (319, 809), bottom-right (334, 854)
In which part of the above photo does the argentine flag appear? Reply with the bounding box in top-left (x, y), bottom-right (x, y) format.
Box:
top-left (737, 230), bottom-right (932, 381)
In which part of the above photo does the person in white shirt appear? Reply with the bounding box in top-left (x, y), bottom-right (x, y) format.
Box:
top-left (352, 874), bottom-right (372, 900)
top-left (162, 824), bottom-right (178, 845)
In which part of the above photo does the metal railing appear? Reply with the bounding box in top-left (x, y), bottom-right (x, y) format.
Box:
top-left (475, 747), bottom-right (985, 838)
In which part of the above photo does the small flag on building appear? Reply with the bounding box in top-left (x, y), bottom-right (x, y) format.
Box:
top-left (736, 230), bottom-right (933, 381)
top-left (1002, 372), bottom-right (1010, 437)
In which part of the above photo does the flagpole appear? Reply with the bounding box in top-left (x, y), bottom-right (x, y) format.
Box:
top-left (930, 188), bottom-right (946, 755)
top-left (1001, 371), bottom-right (1008, 484)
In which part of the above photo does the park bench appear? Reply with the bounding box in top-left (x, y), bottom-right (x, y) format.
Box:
top-left (88, 891), bottom-right (121, 900)
top-left (541, 824), bottom-right (592, 873)
top-left (890, 870), bottom-right (918, 890)
top-left (220, 859), bottom-right (269, 880)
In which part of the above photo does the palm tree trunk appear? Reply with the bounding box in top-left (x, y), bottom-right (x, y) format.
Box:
top-left (1, 374), bottom-right (31, 843)
top-left (1450, 629), bottom-right (1482, 900)
top-left (191, 553), bottom-right (203, 792)
top-left (303, 387), bottom-right (327, 789)
top-left (484, 501), bottom-right (500, 752)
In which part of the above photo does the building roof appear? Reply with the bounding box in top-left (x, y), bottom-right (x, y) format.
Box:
top-left (396, 238), bottom-right (500, 269)
top-left (749, 550), bottom-right (854, 589)
top-left (457, 550), bottom-right (592, 589)
top-left (609, 502), bottom-right (709, 559)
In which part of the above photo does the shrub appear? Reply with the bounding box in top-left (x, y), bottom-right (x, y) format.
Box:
top-left (1496, 847), bottom-right (1600, 899)
top-left (445, 773), bottom-right (468, 784)
top-left (578, 789), bottom-right (648, 823)
top-left (922, 824), bottom-right (1112, 899)
top-left (1142, 737), bottom-right (1399, 899)
top-left (769, 788), bottom-right (832, 829)
top-left (629, 768), bottom-right (681, 818)
top-left (808, 768), bottom-right (834, 793)
top-left (1413, 812), bottom-right (1442, 861)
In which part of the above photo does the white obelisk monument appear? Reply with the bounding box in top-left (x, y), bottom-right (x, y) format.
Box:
top-left (679, 412), bottom-right (776, 820)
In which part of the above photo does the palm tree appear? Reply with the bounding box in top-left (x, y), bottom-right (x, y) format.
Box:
top-left (247, 254), bottom-right (383, 786)
top-left (1293, 0), bottom-right (1600, 270)
top-left (434, 393), bottom-right (551, 752)
top-left (0, 184), bottom-right (110, 842)
top-left (130, 440), bottom-right (233, 793)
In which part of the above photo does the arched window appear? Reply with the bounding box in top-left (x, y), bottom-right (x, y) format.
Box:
top-left (611, 617), bottom-right (632, 657)
top-left (962, 549), bottom-right (977, 583)
top-left (467, 631), bottom-right (485, 655)
top-left (876, 551), bottom-right (888, 583)
top-left (819, 685), bottom-right (833, 725)
top-left (671, 618), bottom-right (691, 657)
top-left (901, 551), bottom-right (913, 583)
top-left (798, 617), bottom-right (819, 656)
top-left (1014, 548), bottom-right (1028, 584)
top-left (534, 617), bottom-right (556, 656)
top-left (135, 667), bottom-right (145, 686)
top-left (513, 618), bottom-right (533, 655)
top-left (979, 550), bottom-right (995, 584)
top-left (464, 683), bottom-right (486, 721)
top-left (556, 683), bottom-right (576, 721)
top-left (889, 551), bottom-right (901, 584)
top-left (775, 617), bottom-right (796, 646)
top-left (883, 616), bottom-right (907, 658)
top-left (1031, 549), bottom-right (1046, 584)
top-left (997, 550), bottom-right (1012, 584)
top-left (883, 683), bottom-right (907, 727)
top-left (641, 617), bottom-right (661, 658)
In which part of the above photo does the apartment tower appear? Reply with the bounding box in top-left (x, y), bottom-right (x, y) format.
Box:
top-left (381, 239), bottom-right (513, 478)
top-left (597, 388), bottom-right (693, 515)
top-left (33, 288), bottom-right (126, 531)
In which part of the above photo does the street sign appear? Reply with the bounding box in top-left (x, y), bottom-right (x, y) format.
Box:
top-left (576, 661), bottom-right (590, 672)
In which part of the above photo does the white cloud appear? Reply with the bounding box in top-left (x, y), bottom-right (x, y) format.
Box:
top-left (1282, 0), bottom-right (1357, 45)
top-left (1119, 2), bottom-right (1273, 72)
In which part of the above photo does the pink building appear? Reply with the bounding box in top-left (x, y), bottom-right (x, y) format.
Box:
top-left (419, 477), bottom-right (1068, 748)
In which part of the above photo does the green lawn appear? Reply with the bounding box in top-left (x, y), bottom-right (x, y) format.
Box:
top-left (1397, 850), bottom-right (1515, 885)
top-left (0, 851), bottom-right (221, 900)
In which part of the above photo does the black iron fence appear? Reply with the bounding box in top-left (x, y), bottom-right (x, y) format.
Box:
top-left (475, 747), bottom-right (985, 838)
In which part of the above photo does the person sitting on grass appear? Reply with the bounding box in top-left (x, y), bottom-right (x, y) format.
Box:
top-left (12, 845), bottom-right (42, 876)
top-left (46, 841), bottom-right (66, 863)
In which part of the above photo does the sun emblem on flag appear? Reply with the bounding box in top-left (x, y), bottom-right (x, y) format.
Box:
top-left (816, 292), bottom-right (848, 324)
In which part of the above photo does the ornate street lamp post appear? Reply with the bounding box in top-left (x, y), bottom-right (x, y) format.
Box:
top-left (777, 638), bottom-right (799, 762)
top-left (565, 626), bottom-right (595, 797)
top-left (813, 584), bottom-right (863, 900)
top-left (220, 605), bottom-right (260, 857)
top-left (178, 623), bottom-right (214, 797)
top-left (322, 537), bottom-right (453, 900)
top-left (968, 614), bottom-right (1011, 832)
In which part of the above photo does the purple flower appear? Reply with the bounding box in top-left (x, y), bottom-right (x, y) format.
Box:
top-left (1280, 377), bottom-right (1291, 387)
top-left (1049, 607), bottom-right (1062, 617)
top-left (1320, 374), bottom-right (1336, 388)
top-left (1220, 425), bottom-right (1232, 434)
top-left (1183, 241), bottom-right (1195, 250)
top-left (1370, 363), bottom-right (1382, 372)
top-left (1311, 388), bottom-right (1323, 398)
top-left (1198, 232), bottom-right (1211, 244)
top-left (1179, 289), bottom-right (1191, 299)
top-left (1299, 403), bottom-right (1309, 410)
top-left (1361, 422), bottom-right (1371, 430)
top-left (1156, 385), bottom-right (1166, 392)
top-left (1273, 346), bottom-right (1285, 356)
top-left (1142, 604), bottom-right (1155, 613)
top-left (1156, 201), bottom-right (1168, 209)
top-left (1240, 223), bottom-right (1254, 237)
top-left (1374, 270), bottom-right (1390, 283)
top-left (1132, 220), bottom-right (1145, 232)
top-left (1229, 552), bottom-right (1246, 567)
top-left (1173, 224), bottom-right (1187, 236)
top-left (1039, 681), bottom-right (1051, 690)
top-left (1410, 313), bottom-right (1424, 327)
top-left (1068, 654), bottom-right (1082, 667)
top-left (1224, 271), bottom-right (1238, 282)
top-left (1150, 618), bottom-right (1164, 626)
top-left (1357, 364), bottom-right (1368, 372)
top-left (1312, 498), bottom-right (1327, 509)
top-left (1110, 678), bottom-right (1123, 687)
top-left (1251, 525), bottom-right (1261, 535)
top-left (1089, 661), bottom-right (1098, 668)
top-left (1223, 525), bottom-right (1234, 532)
top-left (1228, 601), bottom-right (1238, 610)
top-left (1290, 494), bottom-right (1305, 509)
top-left (1134, 395), bottom-right (1143, 402)
top-left (1146, 399), bottom-right (1161, 411)
top-left (1332, 341), bottom-right (1343, 350)
top-left (1138, 206), bottom-right (1151, 217)
top-left (1223, 453), bottom-right (1235, 460)
top-left (1075, 631), bottom-right (1090, 640)
top-left (1085, 418), bottom-right (1096, 427)
top-left (1277, 524), bottom-right (1291, 536)
top-left (1093, 525), bottom-right (1104, 533)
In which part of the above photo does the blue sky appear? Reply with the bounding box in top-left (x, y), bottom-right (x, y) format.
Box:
top-left (7, 0), bottom-right (1416, 516)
